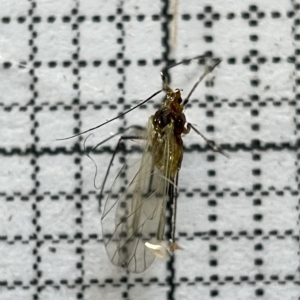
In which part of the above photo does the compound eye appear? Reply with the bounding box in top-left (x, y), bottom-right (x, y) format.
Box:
top-left (174, 114), bottom-right (186, 134)
top-left (153, 109), bottom-right (172, 129)
top-left (161, 111), bottom-right (172, 128)
top-left (175, 115), bottom-right (183, 128)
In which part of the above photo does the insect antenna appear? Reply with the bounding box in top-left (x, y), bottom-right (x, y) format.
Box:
top-left (164, 54), bottom-right (207, 72)
top-left (162, 55), bottom-right (226, 157)
top-left (183, 58), bottom-right (221, 105)
top-left (160, 54), bottom-right (220, 97)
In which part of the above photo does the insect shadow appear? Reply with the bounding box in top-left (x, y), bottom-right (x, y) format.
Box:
top-left (59, 55), bottom-right (228, 273)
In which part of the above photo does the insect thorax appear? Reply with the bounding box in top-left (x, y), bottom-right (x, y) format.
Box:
top-left (149, 88), bottom-right (187, 178)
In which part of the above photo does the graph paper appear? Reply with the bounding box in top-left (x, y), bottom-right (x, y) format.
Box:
top-left (0, 0), bottom-right (299, 299)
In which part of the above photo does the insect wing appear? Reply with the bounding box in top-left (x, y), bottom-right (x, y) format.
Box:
top-left (101, 121), bottom-right (171, 273)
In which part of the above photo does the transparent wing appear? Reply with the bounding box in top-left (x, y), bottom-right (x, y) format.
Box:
top-left (101, 120), bottom-right (174, 273)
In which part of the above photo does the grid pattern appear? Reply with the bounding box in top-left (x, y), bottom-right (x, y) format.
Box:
top-left (0, 0), bottom-right (299, 300)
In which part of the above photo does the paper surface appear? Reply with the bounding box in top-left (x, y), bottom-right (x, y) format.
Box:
top-left (0, 0), bottom-right (299, 299)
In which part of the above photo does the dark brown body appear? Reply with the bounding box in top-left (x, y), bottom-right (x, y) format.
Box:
top-left (151, 86), bottom-right (189, 179)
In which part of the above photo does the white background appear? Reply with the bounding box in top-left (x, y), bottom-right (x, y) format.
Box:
top-left (0, 0), bottom-right (299, 299)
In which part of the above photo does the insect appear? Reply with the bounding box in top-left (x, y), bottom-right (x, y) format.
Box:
top-left (60, 56), bottom-right (226, 273)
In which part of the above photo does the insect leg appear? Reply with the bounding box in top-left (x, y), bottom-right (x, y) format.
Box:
top-left (163, 173), bottom-right (179, 251)
top-left (57, 88), bottom-right (162, 140)
top-left (98, 128), bottom-right (145, 212)
top-left (187, 123), bottom-right (229, 158)
top-left (171, 173), bottom-right (179, 245)
top-left (84, 125), bottom-right (144, 212)
top-left (164, 172), bottom-right (182, 256)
